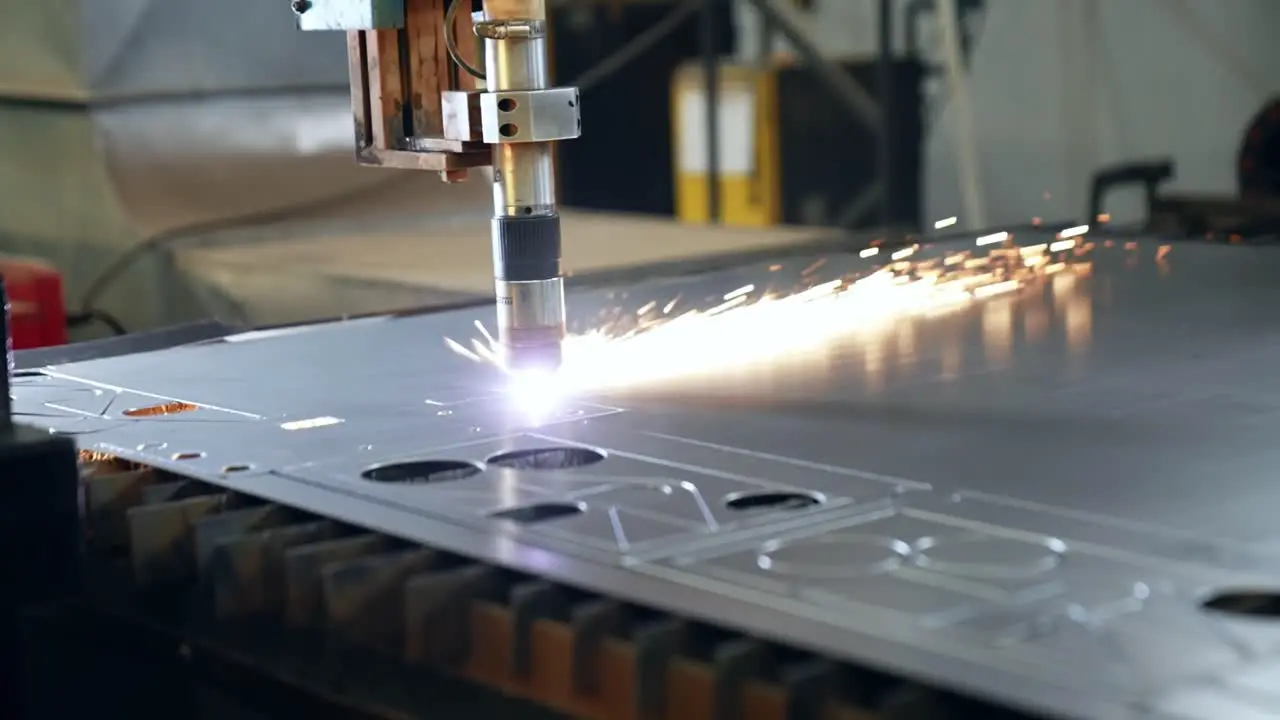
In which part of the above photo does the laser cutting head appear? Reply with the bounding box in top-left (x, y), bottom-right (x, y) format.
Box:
top-left (293, 0), bottom-right (579, 374)
top-left (478, 11), bottom-right (577, 373)
top-left (494, 296), bottom-right (565, 371)
top-left (495, 308), bottom-right (565, 371)
top-left (492, 214), bottom-right (565, 372)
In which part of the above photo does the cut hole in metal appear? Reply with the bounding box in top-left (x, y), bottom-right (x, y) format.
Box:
top-left (497, 97), bottom-right (517, 112)
top-left (487, 446), bottom-right (604, 470)
top-left (1201, 590), bottom-right (1280, 619)
top-left (124, 401), bottom-right (198, 417)
top-left (489, 502), bottom-right (584, 524)
top-left (222, 464), bottom-right (253, 474)
top-left (724, 491), bottom-right (822, 512)
top-left (172, 451), bottom-right (205, 461)
top-left (499, 123), bottom-right (518, 137)
top-left (361, 460), bottom-right (482, 484)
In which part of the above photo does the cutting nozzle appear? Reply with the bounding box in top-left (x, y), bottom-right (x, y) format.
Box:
top-left (499, 332), bottom-right (564, 373)
top-left (492, 214), bottom-right (565, 373)
top-left (494, 276), bottom-right (565, 373)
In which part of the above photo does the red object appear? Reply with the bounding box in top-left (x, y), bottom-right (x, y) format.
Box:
top-left (0, 255), bottom-right (68, 350)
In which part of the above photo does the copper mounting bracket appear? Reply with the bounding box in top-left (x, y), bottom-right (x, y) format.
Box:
top-left (344, 0), bottom-right (491, 178)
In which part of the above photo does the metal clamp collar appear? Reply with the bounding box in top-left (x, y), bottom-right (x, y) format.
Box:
top-left (474, 19), bottom-right (547, 39)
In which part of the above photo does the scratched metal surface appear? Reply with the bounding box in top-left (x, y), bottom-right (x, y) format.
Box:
top-left (14, 231), bottom-right (1280, 719)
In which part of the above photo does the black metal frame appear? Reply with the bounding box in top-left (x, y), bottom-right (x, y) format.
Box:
top-left (18, 599), bottom-right (561, 719)
top-left (695, 0), bottom-right (904, 230)
top-left (0, 428), bottom-right (81, 718)
top-left (694, 0), bottom-right (985, 231)
top-left (1090, 159), bottom-right (1280, 238)
top-left (551, 0), bottom-right (942, 230)
top-left (724, 0), bottom-right (887, 230)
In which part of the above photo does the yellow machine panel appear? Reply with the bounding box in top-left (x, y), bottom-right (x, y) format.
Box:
top-left (672, 63), bottom-right (781, 227)
top-left (673, 57), bottom-right (923, 230)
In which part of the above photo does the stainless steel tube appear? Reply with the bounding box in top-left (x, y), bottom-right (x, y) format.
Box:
top-left (492, 143), bottom-right (556, 217)
top-left (485, 31), bottom-right (555, 217)
top-left (482, 0), bottom-right (566, 372)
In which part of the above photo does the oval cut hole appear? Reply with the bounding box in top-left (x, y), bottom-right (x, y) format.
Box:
top-left (489, 502), bottom-right (584, 524)
top-left (361, 460), bottom-right (482, 484)
top-left (724, 491), bottom-right (822, 512)
top-left (487, 446), bottom-right (604, 470)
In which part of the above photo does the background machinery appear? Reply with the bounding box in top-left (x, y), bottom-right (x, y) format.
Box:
top-left (7, 2), bottom-right (1280, 719)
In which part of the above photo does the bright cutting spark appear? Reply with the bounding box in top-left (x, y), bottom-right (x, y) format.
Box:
top-left (280, 416), bottom-right (344, 431)
top-left (506, 369), bottom-right (565, 418)
top-left (934, 216), bottom-right (958, 229)
top-left (450, 229), bottom-right (1095, 395)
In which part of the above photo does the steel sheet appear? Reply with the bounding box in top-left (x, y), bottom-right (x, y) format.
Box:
top-left (14, 231), bottom-right (1280, 719)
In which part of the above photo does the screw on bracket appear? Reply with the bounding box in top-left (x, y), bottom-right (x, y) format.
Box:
top-left (291, 0), bottom-right (312, 14)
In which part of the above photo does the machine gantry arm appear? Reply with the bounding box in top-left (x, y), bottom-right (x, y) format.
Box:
top-left (294, 0), bottom-right (581, 372)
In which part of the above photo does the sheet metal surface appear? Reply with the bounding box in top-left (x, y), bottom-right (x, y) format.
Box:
top-left (14, 231), bottom-right (1280, 719)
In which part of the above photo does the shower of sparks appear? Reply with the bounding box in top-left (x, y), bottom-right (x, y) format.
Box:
top-left (448, 230), bottom-right (1098, 398)
top-left (1057, 224), bottom-right (1090, 239)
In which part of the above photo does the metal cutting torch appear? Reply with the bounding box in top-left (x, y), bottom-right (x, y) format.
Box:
top-left (294, 0), bottom-right (580, 372)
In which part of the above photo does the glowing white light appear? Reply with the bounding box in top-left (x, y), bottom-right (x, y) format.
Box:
top-left (1057, 224), bottom-right (1089, 239)
top-left (280, 416), bottom-right (343, 431)
top-left (975, 231), bottom-right (1009, 246)
top-left (506, 369), bottom-right (565, 419)
top-left (934, 216), bottom-right (958, 229)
